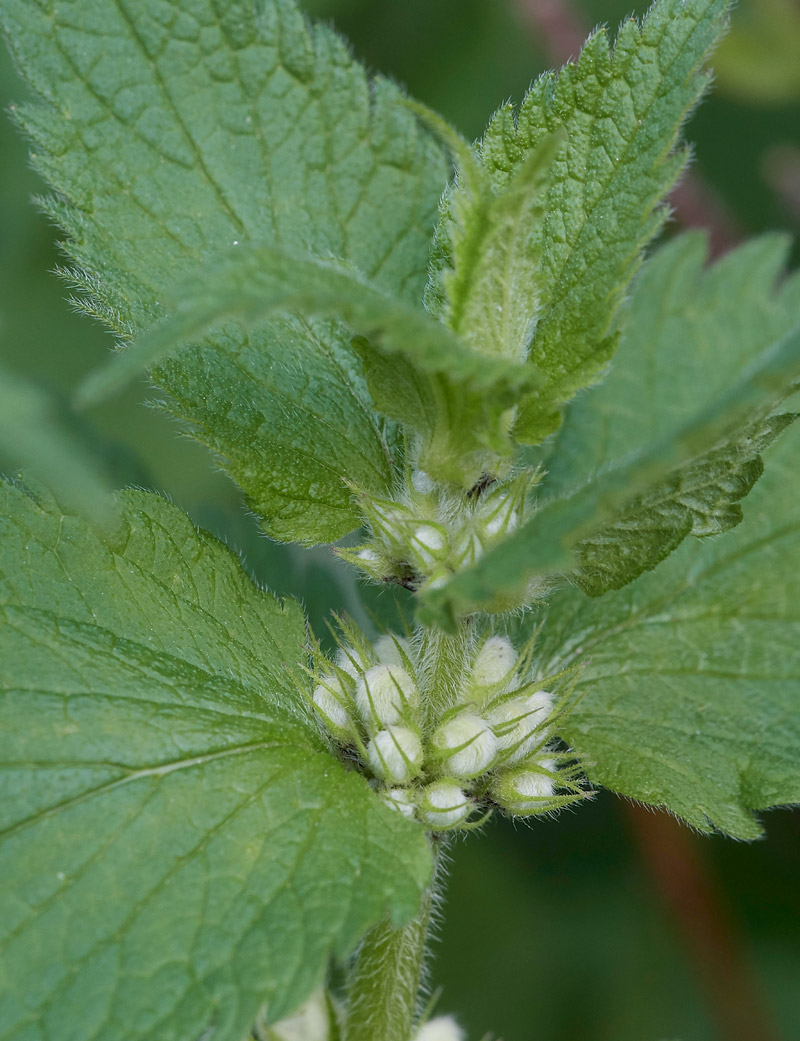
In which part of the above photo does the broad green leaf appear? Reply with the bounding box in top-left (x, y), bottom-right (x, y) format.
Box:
top-left (419, 315), bottom-right (800, 629)
top-left (77, 245), bottom-right (537, 411)
top-left (471, 0), bottom-right (730, 441)
top-left (545, 233), bottom-right (800, 594)
top-left (536, 429), bottom-right (800, 839)
top-left (77, 243), bottom-right (539, 489)
top-left (546, 234), bottom-right (800, 495)
top-left (0, 485), bottom-right (431, 1041)
top-left (0, 364), bottom-right (114, 526)
top-left (0, 0), bottom-right (449, 542)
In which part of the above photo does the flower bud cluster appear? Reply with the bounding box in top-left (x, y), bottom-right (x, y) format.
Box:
top-left (337, 470), bottom-right (544, 610)
top-left (310, 629), bottom-right (582, 832)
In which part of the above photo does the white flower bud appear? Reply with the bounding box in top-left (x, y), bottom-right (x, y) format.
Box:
top-left (432, 711), bottom-right (498, 778)
top-left (336, 645), bottom-right (369, 680)
top-left (472, 636), bottom-right (518, 690)
top-left (268, 986), bottom-right (330, 1041)
top-left (411, 469), bottom-right (436, 495)
top-left (492, 760), bottom-right (557, 815)
top-left (382, 787), bottom-right (416, 819)
top-left (487, 689), bottom-right (553, 763)
top-left (409, 523), bottom-right (448, 569)
top-left (373, 634), bottom-right (410, 668)
top-left (417, 780), bottom-right (471, 830)
top-left (355, 664), bottom-right (419, 728)
top-left (367, 726), bottom-right (423, 784)
top-left (453, 528), bottom-right (484, 568)
top-left (413, 1015), bottom-right (466, 1041)
top-left (312, 676), bottom-right (355, 743)
top-left (482, 489), bottom-right (519, 538)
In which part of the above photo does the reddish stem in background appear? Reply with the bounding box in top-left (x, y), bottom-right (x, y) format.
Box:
top-left (625, 804), bottom-right (782, 1041)
top-left (512, 0), bottom-right (743, 255)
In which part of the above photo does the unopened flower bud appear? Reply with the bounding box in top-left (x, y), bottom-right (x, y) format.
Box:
top-left (492, 760), bottom-right (557, 815)
top-left (413, 1015), bottom-right (466, 1041)
top-left (471, 636), bottom-right (518, 691)
top-left (355, 664), bottom-right (420, 728)
top-left (269, 985), bottom-right (331, 1041)
top-left (417, 780), bottom-right (471, 830)
top-left (482, 489), bottom-right (519, 538)
top-left (373, 633), bottom-right (410, 668)
top-left (432, 711), bottom-right (498, 778)
top-left (409, 523), bottom-right (448, 569)
top-left (367, 726), bottom-right (423, 784)
top-left (336, 645), bottom-right (369, 680)
top-left (487, 689), bottom-right (553, 763)
top-left (381, 787), bottom-right (416, 819)
top-left (312, 677), bottom-right (355, 743)
top-left (411, 469), bottom-right (436, 495)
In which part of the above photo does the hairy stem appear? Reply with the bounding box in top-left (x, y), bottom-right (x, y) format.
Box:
top-left (417, 619), bottom-right (475, 728)
top-left (344, 842), bottom-right (442, 1041)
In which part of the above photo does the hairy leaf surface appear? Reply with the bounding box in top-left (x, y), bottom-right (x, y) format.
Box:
top-left (0, 486), bottom-right (431, 1041)
top-left (77, 244), bottom-right (537, 411)
top-left (538, 431), bottom-right (800, 838)
top-left (0, 0), bottom-right (449, 541)
top-left (420, 239), bottom-right (800, 627)
top-left (465, 0), bottom-right (730, 441)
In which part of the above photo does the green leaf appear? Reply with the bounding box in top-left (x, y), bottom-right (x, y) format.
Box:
top-left (0, 0), bottom-right (449, 542)
top-left (0, 485), bottom-right (431, 1041)
top-left (0, 364), bottom-right (114, 527)
top-left (548, 233), bottom-right (800, 595)
top-left (472, 0), bottom-right (730, 441)
top-left (537, 429), bottom-right (800, 838)
top-left (419, 304), bottom-right (800, 629)
top-left (77, 243), bottom-right (538, 489)
top-left (421, 103), bottom-right (564, 365)
top-left (546, 234), bottom-right (800, 497)
top-left (76, 245), bottom-right (537, 411)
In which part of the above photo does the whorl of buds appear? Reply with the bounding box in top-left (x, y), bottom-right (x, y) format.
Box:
top-left (417, 780), bottom-right (471, 830)
top-left (355, 664), bottom-right (420, 730)
top-left (491, 761), bottom-right (557, 814)
top-left (367, 726), bottom-right (423, 785)
top-left (431, 709), bottom-right (498, 779)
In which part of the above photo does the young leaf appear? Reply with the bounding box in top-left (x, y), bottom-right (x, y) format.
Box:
top-left (0, 0), bottom-right (449, 542)
top-left (419, 295), bottom-right (800, 629)
top-left (420, 99), bottom-right (564, 364)
top-left (469, 0), bottom-right (730, 441)
top-left (0, 485), bottom-right (431, 1041)
top-left (536, 429), bottom-right (800, 839)
top-left (0, 364), bottom-right (114, 527)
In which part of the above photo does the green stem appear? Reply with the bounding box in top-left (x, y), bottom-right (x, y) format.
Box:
top-left (417, 619), bottom-right (475, 728)
top-left (344, 842), bottom-right (442, 1041)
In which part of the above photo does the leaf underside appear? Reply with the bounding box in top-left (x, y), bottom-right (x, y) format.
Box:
top-left (539, 430), bottom-right (800, 839)
top-left (1, 0), bottom-right (449, 542)
top-left (420, 234), bottom-right (800, 628)
top-left (0, 485), bottom-right (431, 1041)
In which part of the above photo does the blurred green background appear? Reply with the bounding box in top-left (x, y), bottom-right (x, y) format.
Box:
top-left (1, 1), bottom-right (798, 1039)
